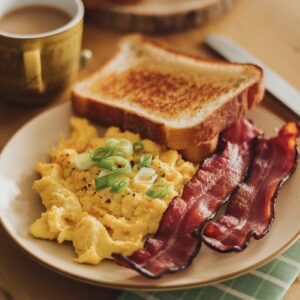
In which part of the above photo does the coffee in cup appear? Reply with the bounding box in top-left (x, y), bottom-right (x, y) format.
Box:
top-left (0, 5), bottom-right (71, 35)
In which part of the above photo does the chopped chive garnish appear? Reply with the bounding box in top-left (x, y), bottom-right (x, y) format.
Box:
top-left (98, 156), bottom-right (131, 174)
top-left (107, 138), bottom-right (133, 157)
top-left (95, 175), bottom-right (110, 190)
top-left (139, 153), bottom-right (153, 169)
top-left (95, 173), bottom-right (129, 193)
top-left (91, 146), bottom-right (112, 162)
top-left (74, 153), bottom-right (95, 170)
top-left (109, 175), bottom-right (130, 193)
top-left (146, 183), bottom-right (169, 199)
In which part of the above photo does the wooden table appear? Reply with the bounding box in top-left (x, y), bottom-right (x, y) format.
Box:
top-left (0, 0), bottom-right (299, 299)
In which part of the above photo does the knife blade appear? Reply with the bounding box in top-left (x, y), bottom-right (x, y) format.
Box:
top-left (204, 34), bottom-right (300, 116)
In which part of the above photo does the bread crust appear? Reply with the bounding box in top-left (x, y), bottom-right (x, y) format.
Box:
top-left (72, 79), bottom-right (263, 148)
top-left (72, 35), bottom-right (264, 155)
top-left (180, 135), bottom-right (219, 163)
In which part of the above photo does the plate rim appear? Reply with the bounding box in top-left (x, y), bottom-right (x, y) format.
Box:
top-left (1, 220), bottom-right (299, 291)
top-left (0, 102), bottom-right (299, 291)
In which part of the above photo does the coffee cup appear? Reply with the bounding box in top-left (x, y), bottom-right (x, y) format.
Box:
top-left (0, 0), bottom-right (84, 104)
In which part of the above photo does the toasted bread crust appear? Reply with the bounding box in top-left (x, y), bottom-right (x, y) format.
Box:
top-left (180, 135), bottom-right (219, 163)
top-left (123, 35), bottom-right (263, 71)
top-left (168, 79), bottom-right (264, 148)
top-left (72, 77), bottom-right (264, 144)
top-left (72, 35), bottom-right (264, 156)
top-left (72, 91), bottom-right (167, 144)
top-left (72, 79), bottom-right (263, 148)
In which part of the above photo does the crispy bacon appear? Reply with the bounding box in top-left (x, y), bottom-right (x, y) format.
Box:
top-left (113, 118), bottom-right (260, 278)
top-left (202, 122), bottom-right (300, 252)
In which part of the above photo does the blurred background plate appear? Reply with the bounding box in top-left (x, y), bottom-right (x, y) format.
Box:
top-left (85, 0), bottom-right (236, 34)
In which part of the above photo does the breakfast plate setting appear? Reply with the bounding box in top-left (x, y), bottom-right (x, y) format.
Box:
top-left (0, 50), bottom-right (299, 289)
top-left (0, 2), bottom-right (300, 298)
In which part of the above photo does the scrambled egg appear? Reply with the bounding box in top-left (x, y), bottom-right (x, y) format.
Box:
top-left (30, 118), bottom-right (197, 264)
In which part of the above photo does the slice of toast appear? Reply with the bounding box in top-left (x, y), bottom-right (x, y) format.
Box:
top-left (180, 135), bottom-right (219, 163)
top-left (72, 35), bottom-right (264, 162)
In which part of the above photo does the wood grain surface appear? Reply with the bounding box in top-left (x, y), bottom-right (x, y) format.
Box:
top-left (0, 0), bottom-right (299, 299)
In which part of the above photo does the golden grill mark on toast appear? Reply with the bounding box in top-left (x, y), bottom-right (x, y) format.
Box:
top-left (90, 70), bottom-right (242, 118)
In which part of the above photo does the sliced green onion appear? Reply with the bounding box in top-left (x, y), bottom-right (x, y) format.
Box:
top-left (74, 153), bottom-right (95, 170)
top-left (133, 140), bottom-right (144, 153)
top-left (91, 147), bottom-right (112, 162)
top-left (139, 153), bottom-right (152, 169)
top-left (95, 173), bottom-right (129, 193)
top-left (107, 138), bottom-right (133, 157)
top-left (108, 174), bottom-right (130, 193)
top-left (98, 156), bottom-right (132, 174)
top-left (95, 175), bottom-right (110, 190)
top-left (97, 169), bottom-right (112, 178)
top-left (146, 183), bottom-right (169, 199)
top-left (106, 138), bottom-right (119, 149)
top-left (133, 167), bottom-right (157, 191)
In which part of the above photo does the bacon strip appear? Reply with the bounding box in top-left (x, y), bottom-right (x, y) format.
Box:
top-left (113, 119), bottom-right (260, 278)
top-left (202, 122), bottom-right (300, 252)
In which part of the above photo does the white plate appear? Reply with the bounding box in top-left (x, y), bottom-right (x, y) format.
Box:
top-left (0, 102), bottom-right (299, 291)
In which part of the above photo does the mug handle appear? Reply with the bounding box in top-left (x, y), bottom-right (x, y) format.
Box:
top-left (23, 48), bottom-right (44, 93)
top-left (80, 49), bottom-right (93, 70)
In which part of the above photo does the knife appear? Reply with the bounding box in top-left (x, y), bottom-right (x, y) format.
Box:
top-left (204, 34), bottom-right (300, 117)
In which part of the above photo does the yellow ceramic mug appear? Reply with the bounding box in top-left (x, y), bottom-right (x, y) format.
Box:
top-left (0, 0), bottom-right (84, 104)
